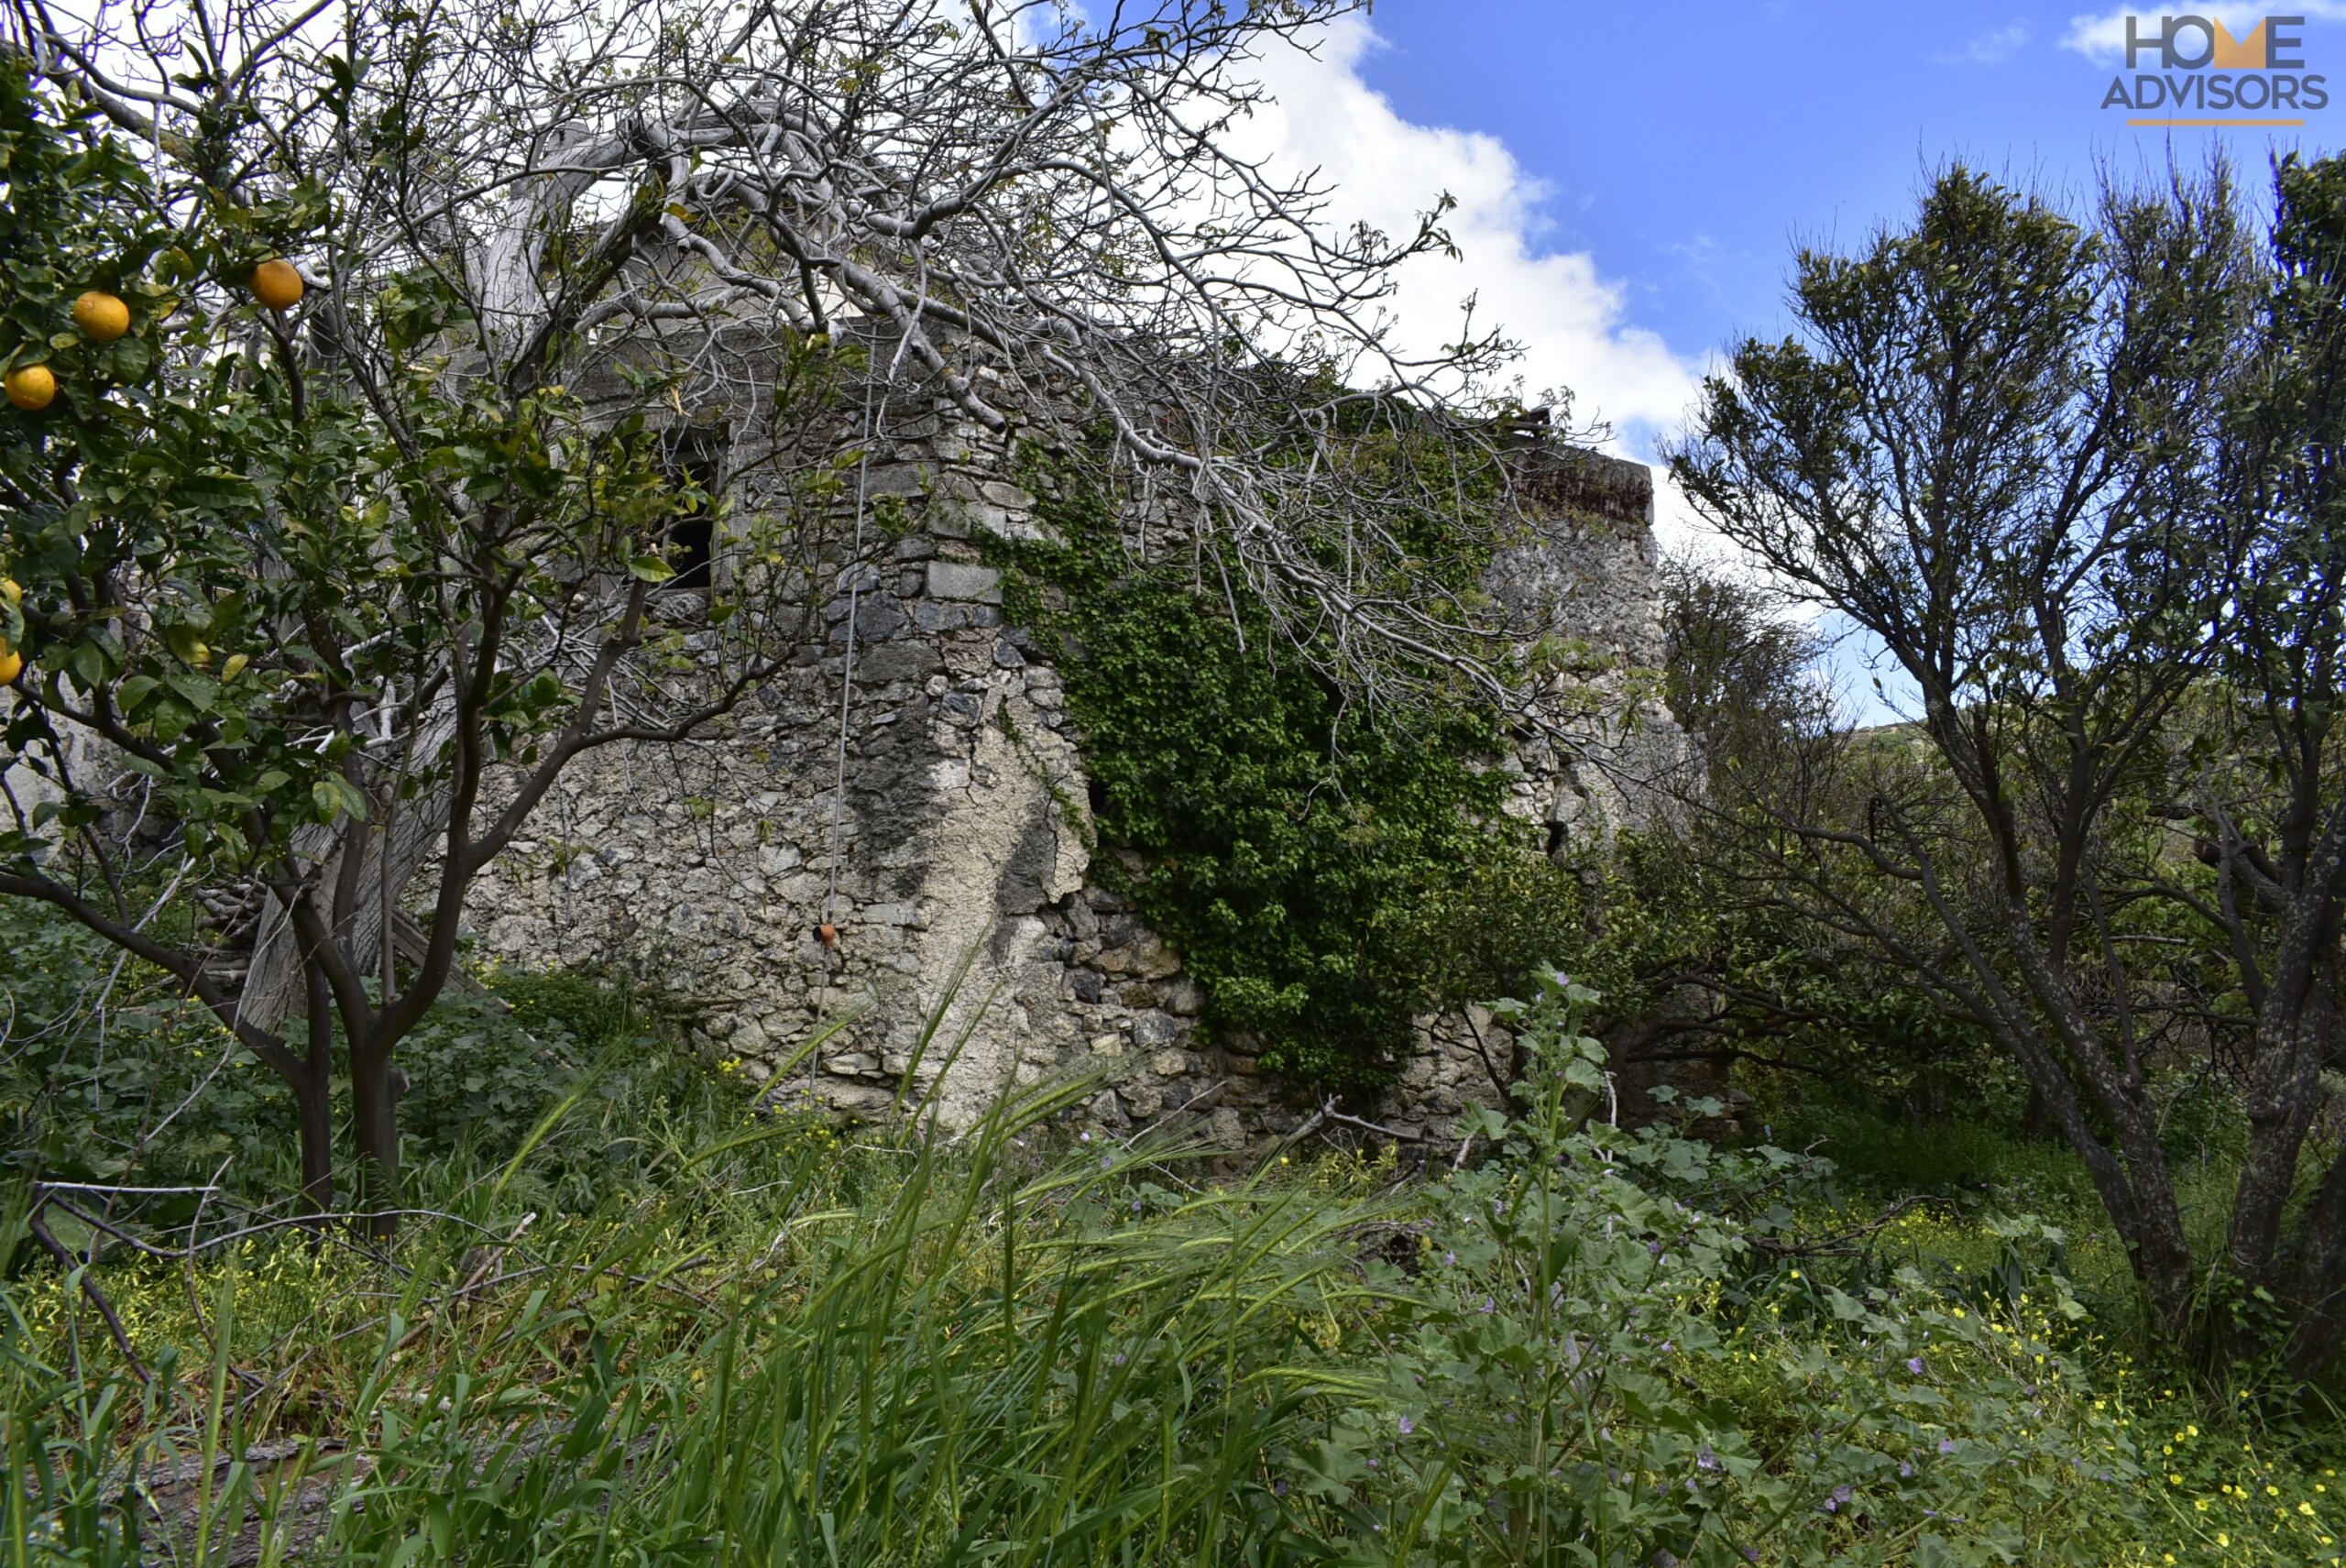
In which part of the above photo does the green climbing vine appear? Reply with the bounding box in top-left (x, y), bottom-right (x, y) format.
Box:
top-left (995, 460), bottom-right (1577, 1096)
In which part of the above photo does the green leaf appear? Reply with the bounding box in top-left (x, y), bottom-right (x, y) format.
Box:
top-left (627, 554), bottom-right (677, 583)
top-left (114, 674), bottom-right (159, 714)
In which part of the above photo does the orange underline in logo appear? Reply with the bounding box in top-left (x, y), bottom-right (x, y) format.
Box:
top-left (2128, 117), bottom-right (2306, 126)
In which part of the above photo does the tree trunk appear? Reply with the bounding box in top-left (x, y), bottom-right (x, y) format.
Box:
top-left (349, 1028), bottom-right (401, 1239)
top-left (2020, 1083), bottom-right (2052, 1142)
top-left (2231, 979), bottom-right (2340, 1284)
top-left (2285, 1145), bottom-right (2346, 1377)
top-left (296, 964), bottom-right (336, 1214)
top-left (2001, 927), bottom-right (2199, 1333)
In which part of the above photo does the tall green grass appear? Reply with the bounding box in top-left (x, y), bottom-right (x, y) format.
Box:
top-left (7, 963), bottom-right (2345, 1565)
top-left (4, 1056), bottom-right (1406, 1567)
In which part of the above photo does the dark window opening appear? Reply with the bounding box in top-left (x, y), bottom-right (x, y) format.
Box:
top-left (1544, 822), bottom-right (1568, 860)
top-left (661, 434), bottom-right (722, 594)
top-left (669, 508), bottom-right (713, 591)
top-left (1087, 777), bottom-right (1109, 817)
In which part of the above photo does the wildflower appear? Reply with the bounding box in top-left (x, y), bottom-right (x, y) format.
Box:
top-left (1480, 1298), bottom-right (1496, 1314)
top-left (1938, 1439), bottom-right (1956, 1455)
top-left (1697, 1446), bottom-right (1719, 1471)
top-left (1398, 1416), bottom-right (1413, 1435)
top-left (1907, 1356), bottom-right (1926, 1376)
top-left (2304, 1503), bottom-right (2319, 1517)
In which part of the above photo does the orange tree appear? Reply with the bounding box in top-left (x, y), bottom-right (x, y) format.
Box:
top-left (0, 64), bottom-right (807, 1225)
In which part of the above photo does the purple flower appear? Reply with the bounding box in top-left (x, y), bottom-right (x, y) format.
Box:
top-left (1274, 1479), bottom-right (1287, 1497)
top-left (1398, 1416), bottom-right (1414, 1435)
top-left (1824, 1484), bottom-right (1853, 1513)
top-left (1907, 1356), bottom-right (1926, 1376)
top-left (1937, 1439), bottom-right (1957, 1454)
top-left (1443, 1251), bottom-right (1456, 1266)
top-left (1697, 1446), bottom-right (1720, 1471)
top-left (1480, 1297), bottom-right (1496, 1314)
top-left (1899, 1461), bottom-right (1913, 1478)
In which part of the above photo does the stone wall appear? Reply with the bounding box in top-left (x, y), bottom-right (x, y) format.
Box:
top-left (458, 407), bottom-right (1678, 1155)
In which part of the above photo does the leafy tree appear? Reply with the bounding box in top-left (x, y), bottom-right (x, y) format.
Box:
top-left (0, 64), bottom-right (803, 1223)
top-left (2184, 151), bottom-right (2346, 1374)
top-left (1669, 165), bottom-right (2280, 1356)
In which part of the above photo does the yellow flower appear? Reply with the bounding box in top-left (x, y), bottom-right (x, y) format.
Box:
top-left (1954, 1308), bottom-right (1966, 1319)
top-left (2217, 1534), bottom-right (2231, 1548)
top-left (2304, 1503), bottom-right (2319, 1517)
top-left (2169, 1474), bottom-right (2185, 1486)
top-left (2271, 1486), bottom-right (2283, 1497)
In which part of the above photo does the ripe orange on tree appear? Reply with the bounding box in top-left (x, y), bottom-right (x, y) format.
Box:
top-left (72, 291), bottom-right (130, 342)
top-left (4, 365), bottom-right (55, 411)
top-left (249, 258), bottom-right (304, 310)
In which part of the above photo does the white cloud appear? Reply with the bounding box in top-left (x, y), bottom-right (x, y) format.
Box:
top-left (2062, 4), bottom-right (2346, 63)
top-left (1935, 21), bottom-right (2031, 65)
top-left (1232, 18), bottom-right (1705, 511)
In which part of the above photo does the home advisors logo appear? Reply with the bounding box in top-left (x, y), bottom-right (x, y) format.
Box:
top-left (2100, 15), bottom-right (2327, 125)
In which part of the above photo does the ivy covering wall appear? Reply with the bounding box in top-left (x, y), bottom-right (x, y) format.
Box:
top-left (997, 471), bottom-right (1576, 1095)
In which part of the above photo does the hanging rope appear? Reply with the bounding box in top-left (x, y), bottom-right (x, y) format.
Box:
top-left (820, 321), bottom-right (917, 941)
top-left (806, 320), bottom-right (924, 1098)
top-left (822, 369), bottom-right (878, 939)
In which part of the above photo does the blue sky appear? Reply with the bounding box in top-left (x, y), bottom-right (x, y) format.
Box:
top-left (1351, 2), bottom-right (2346, 388)
top-left (1224, 3), bottom-right (2346, 710)
top-left (1234, 3), bottom-right (2346, 515)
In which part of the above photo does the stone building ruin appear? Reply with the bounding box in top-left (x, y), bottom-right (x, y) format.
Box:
top-left (460, 384), bottom-right (1680, 1155)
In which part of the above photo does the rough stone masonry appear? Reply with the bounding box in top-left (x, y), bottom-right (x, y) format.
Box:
top-left (460, 410), bottom-right (1680, 1157)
